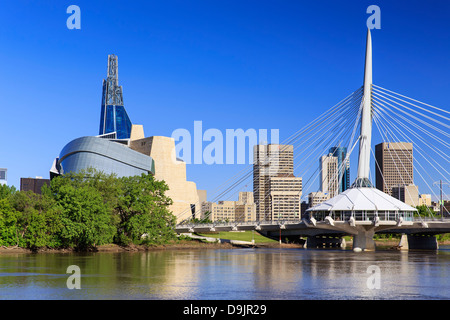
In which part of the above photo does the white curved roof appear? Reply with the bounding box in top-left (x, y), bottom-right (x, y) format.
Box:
top-left (307, 187), bottom-right (417, 212)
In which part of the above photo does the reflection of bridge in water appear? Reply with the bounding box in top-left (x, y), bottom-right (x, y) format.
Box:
top-left (176, 29), bottom-right (449, 251)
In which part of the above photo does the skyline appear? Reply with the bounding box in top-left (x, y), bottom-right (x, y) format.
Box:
top-left (1, 1), bottom-right (449, 201)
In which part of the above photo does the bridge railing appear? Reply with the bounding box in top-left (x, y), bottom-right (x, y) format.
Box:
top-left (309, 210), bottom-right (416, 223)
top-left (176, 218), bottom-right (303, 230)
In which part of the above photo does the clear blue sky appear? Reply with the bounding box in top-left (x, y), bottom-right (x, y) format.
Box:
top-left (1, 1), bottom-right (449, 200)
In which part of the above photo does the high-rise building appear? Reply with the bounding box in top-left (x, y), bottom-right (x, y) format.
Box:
top-left (269, 175), bottom-right (302, 220)
top-left (320, 154), bottom-right (339, 198)
top-left (99, 54), bottom-right (132, 140)
top-left (253, 144), bottom-right (302, 221)
top-left (0, 168), bottom-right (7, 185)
top-left (375, 142), bottom-right (414, 195)
top-left (329, 146), bottom-right (350, 192)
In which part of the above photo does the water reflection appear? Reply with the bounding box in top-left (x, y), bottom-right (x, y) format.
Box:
top-left (0, 247), bottom-right (449, 300)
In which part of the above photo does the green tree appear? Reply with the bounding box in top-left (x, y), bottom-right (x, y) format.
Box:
top-left (415, 204), bottom-right (434, 218)
top-left (115, 174), bottom-right (176, 245)
top-left (55, 182), bottom-right (116, 249)
top-left (0, 184), bottom-right (16, 200)
top-left (0, 198), bottom-right (19, 247)
top-left (9, 189), bottom-right (63, 250)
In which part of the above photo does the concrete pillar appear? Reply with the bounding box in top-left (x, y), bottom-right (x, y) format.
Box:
top-left (352, 227), bottom-right (376, 251)
top-left (407, 234), bottom-right (439, 250)
top-left (398, 234), bottom-right (409, 250)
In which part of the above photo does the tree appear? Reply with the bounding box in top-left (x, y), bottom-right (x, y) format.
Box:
top-left (55, 182), bottom-right (116, 249)
top-left (415, 204), bottom-right (434, 218)
top-left (0, 198), bottom-right (19, 247)
top-left (8, 189), bottom-right (63, 250)
top-left (114, 173), bottom-right (176, 245)
top-left (0, 184), bottom-right (16, 200)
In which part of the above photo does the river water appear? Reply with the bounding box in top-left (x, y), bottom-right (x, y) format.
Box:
top-left (0, 246), bottom-right (449, 300)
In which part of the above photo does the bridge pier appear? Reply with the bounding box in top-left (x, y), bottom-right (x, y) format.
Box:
top-left (407, 234), bottom-right (439, 250)
top-left (352, 226), bottom-right (376, 251)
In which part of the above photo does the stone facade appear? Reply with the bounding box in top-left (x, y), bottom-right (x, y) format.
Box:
top-left (130, 135), bottom-right (200, 223)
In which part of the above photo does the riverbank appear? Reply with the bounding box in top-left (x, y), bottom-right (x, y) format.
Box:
top-left (0, 239), bottom-right (307, 254)
top-left (1, 238), bottom-right (449, 254)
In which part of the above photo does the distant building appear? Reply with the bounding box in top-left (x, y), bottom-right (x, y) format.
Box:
top-left (0, 168), bottom-right (6, 185)
top-left (253, 144), bottom-right (297, 221)
top-left (201, 191), bottom-right (256, 222)
top-left (237, 191), bottom-right (253, 205)
top-left (20, 177), bottom-right (50, 195)
top-left (320, 154), bottom-right (339, 198)
top-left (392, 184), bottom-right (419, 207)
top-left (375, 142), bottom-right (414, 195)
top-left (419, 194), bottom-right (431, 207)
top-left (329, 147), bottom-right (350, 192)
top-left (308, 191), bottom-right (329, 208)
top-left (269, 175), bottom-right (302, 220)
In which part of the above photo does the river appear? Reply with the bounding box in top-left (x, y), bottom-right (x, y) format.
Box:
top-left (0, 246), bottom-right (449, 300)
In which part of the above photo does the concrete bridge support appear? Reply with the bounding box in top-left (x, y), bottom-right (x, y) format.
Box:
top-left (407, 234), bottom-right (439, 250)
top-left (352, 226), bottom-right (376, 251)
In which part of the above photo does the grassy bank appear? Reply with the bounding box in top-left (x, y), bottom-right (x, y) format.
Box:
top-left (195, 230), bottom-right (279, 244)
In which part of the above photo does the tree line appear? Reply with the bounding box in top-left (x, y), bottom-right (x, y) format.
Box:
top-left (0, 169), bottom-right (177, 251)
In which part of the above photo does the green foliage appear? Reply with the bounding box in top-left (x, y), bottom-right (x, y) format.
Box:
top-left (415, 204), bottom-right (435, 217)
top-left (114, 174), bottom-right (176, 245)
top-left (0, 168), bottom-right (176, 250)
top-left (0, 198), bottom-right (19, 246)
top-left (0, 184), bottom-right (16, 200)
top-left (8, 190), bottom-right (63, 249)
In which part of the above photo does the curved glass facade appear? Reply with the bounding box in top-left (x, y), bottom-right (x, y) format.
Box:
top-left (58, 136), bottom-right (154, 177)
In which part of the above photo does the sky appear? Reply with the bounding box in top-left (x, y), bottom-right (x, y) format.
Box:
top-left (0, 1), bottom-right (449, 201)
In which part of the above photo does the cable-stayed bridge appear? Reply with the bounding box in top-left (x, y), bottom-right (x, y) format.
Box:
top-left (175, 29), bottom-right (450, 251)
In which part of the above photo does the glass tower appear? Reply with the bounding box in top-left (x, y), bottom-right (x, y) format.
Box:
top-left (99, 55), bottom-right (132, 140)
top-left (329, 147), bottom-right (350, 193)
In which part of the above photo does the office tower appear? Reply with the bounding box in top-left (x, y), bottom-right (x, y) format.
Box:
top-left (253, 144), bottom-right (301, 221)
top-left (0, 168), bottom-right (6, 185)
top-left (320, 154), bottom-right (339, 198)
top-left (269, 175), bottom-right (302, 220)
top-left (99, 54), bottom-right (132, 140)
top-left (329, 146), bottom-right (350, 192)
top-left (375, 142), bottom-right (414, 195)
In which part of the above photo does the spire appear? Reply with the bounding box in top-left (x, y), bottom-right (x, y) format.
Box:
top-left (105, 54), bottom-right (123, 106)
top-left (353, 29), bottom-right (373, 187)
top-left (99, 54), bottom-right (132, 139)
